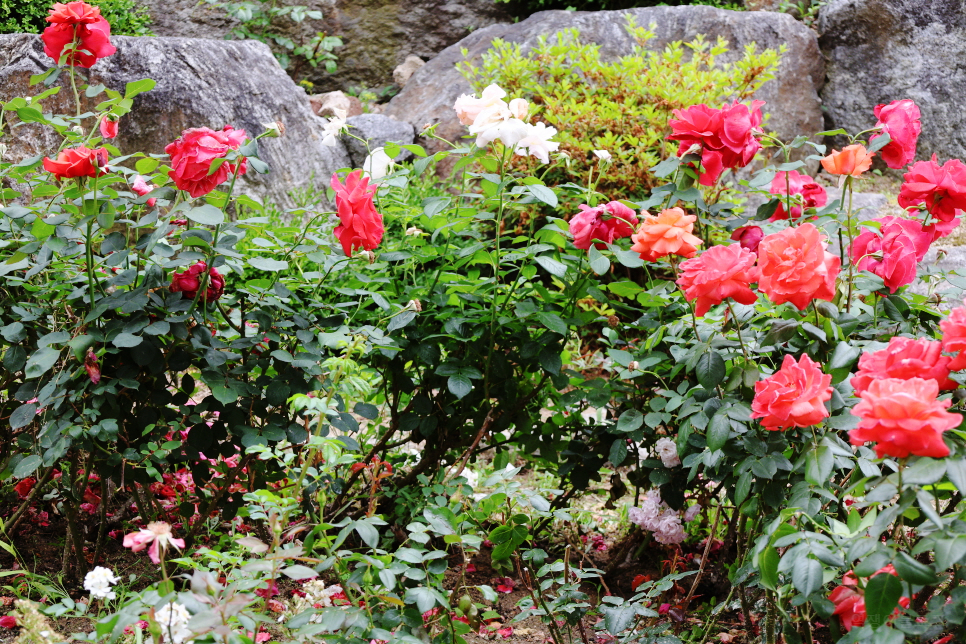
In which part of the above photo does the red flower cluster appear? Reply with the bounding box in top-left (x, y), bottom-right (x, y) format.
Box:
top-left (751, 354), bottom-right (832, 431)
top-left (165, 126), bottom-right (248, 198)
top-left (829, 565), bottom-right (909, 632)
top-left (42, 1), bottom-right (116, 68)
top-left (667, 100), bottom-right (764, 185)
top-left (569, 201), bottom-right (638, 250)
top-left (43, 146), bottom-right (109, 179)
top-left (169, 261), bottom-right (225, 302)
top-left (768, 170), bottom-right (827, 221)
top-left (871, 99), bottom-right (921, 169)
top-left (849, 216), bottom-right (932, 293)
top-left (898, 155), bottom-right (966, 227)
top-left (851, 336), bottom-right (954, 394)
top-left (331, 170), bottom-right (384, 256)
top-left (676, 243), bottom-right (759, 317)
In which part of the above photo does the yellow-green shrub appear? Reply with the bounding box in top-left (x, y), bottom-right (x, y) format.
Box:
top-left (457, 19), bottom-right (782, 202)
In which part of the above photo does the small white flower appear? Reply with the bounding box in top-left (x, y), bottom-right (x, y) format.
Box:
top-left (84, 566), bottom-right (120, 600)
top-left (473, 116), bottom-right (528, 148)
top-left (515, 122), bottom-right (560, 164)
top-left (363, 147), bottom-right (394, 180)
top-left (593, 149), bottom-right (612, 162)
top-left (321, 108), bottom-right (348, 147)
top-left (155, 602), bottom-right (192, 644)
top-left (654, 437), bottom-right (681, 468)
top-left (405, 227), bottom-right (423, 236)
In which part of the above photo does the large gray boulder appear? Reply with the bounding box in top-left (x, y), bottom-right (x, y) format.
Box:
top-left (341, 114), bottom-right (416, 167)
top-left (819, 0), bottom-right (966, 164)
top-left (383, 6), bottom-right (824, 153)
top-left (138, 0), bottom-right (510, 92)
top-left (0, 34), bottom-right (350, 209)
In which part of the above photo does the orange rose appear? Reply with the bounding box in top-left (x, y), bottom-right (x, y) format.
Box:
top-left (849, 377), bottom-right (961, 458)
top-left (751, 354), bottom-right (832, 431)
top-left (676, 244), bottom-right (759, 316)
top-left (821, 144), bottom-right (875, 177)
top-left (630, 207), bottom-right (702, 262)
top-left (757, 223), bottom-right (840, 310)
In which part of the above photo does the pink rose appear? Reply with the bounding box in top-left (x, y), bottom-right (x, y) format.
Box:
top-left (165, 126), bottom-right (248, 198)
top-left (131, 175), bottom-right (157, 207)
top-left (898, 155), bottom-right (966, 224)
top-left (730, 225), bottom-right (763, 253)
top-left (668, 100), bottom-right (764, 185)
top-left (849, 216), bottom-right (931, 293)
top-left (769, 170), bottom-right (827, 221)
top-left (871, 99), bottom-right (921, 169)
top-left (331, 170), bottom-right (384, 256)
top-left (569, 201), bottom-right (638, 250)
top-left (751, 354), bottom-right (833, 430)
top-left (850, 336), bottom-right (955, 394)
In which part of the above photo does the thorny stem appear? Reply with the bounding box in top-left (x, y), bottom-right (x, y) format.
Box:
top-left (726, 301), bottom-right (748, 362)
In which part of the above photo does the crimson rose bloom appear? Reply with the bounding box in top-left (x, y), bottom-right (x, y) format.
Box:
top-left (757, 223), bottom-right (840, 310)
top-left (751, 353), bottom-right (832, 431)
top-left (667, 100), bottom-right (764, 185)
top-left (730, 225), bottom-right (763, 253)
top-left (829, 566), bottom-right (908, 632)
top-left (851, 336), bottom-right (954, 394)
top-left (165, 126), bottom-right (248, 198)
top-left (676, 244), bottom-right (759, 317)
top-left (569, 201), bottom-right (639, 250)
top-left (898, 155), bottom-right (966, 223)
top-left (940, 305), bottom-right (966, 371)
top-left (630, 207), bottom-right (702, 262)
top-left (849, 216), bottom-right (931, 293)
top-left (331, 170), bottom-right (384, 256)
top-left (769, 170), bottom-right (827, 221)
top-left (169, 262), bottom-right (225, 302)
top-left (871, 99), bottom-right (921, 169)
top-left (42, 1), bottom-right (116, 68)
top-left (849, 377), bottom-right (960, 458)
top-left (43, 146), bottom-right (108, 179)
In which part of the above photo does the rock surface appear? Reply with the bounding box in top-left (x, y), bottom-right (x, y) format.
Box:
top-left (310, 90), bottom-right (363, 118)
top-left (138, 0), bottom-right (510, 92)
top-left (819, 0), bottom-right (966, 164)
top-left (341, 114), bottom-right (415, 167)
top-left (0, 34), bottom-right (350, 208)
top-left (393, 55), bottom-right (424, 87)
top-left (383, 6), bottom-right (824, 154)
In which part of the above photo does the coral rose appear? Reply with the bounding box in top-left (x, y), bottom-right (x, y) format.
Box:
top-left (331, 170), bottom-right (384, 256)
top-left (43, 146), bottom-right (108, 179)
top-left (165, 126), bottom-right (248, 199)
top-left (676, 244), bottom-right (760, 316)
top-left (821, 144), bottom-right (875, 177)
top-left (871, 99), bottom-right (921, 169)
top-left (769, 170), bottom-right (827, 221)
top-left (667, 100), bottom-right (764, 185)
top-left (898, 155), bottom-right (966, 224)
top-left (757, 223), bottom-right (840, 310)
top-left (849, 216), bottom-right (931, 293)
top-left (940, 305), bottom-right (966, 371)
top-left (730, 225), bottom-right (763, 253)
top-left (630, 207), bottom-right (702, 262)
top-left (850, 336), bottom-right (955, 394)
top-left (849, 377), bottom-right (960, 458)
top-left (751, 353), bottom-right (833, 430)
top-left (569, 201), bottom-right (638, 250)
top-left (42, 1), bottom-right (116, 68)
top-left (169, 261), bottom-right (225, 302)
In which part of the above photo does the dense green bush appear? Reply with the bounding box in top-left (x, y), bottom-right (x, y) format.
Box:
top-left (0, 0), bottom-right (152, 36)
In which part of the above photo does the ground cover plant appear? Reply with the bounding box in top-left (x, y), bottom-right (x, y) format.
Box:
top-left (4, 4), bottom-right (966, 644)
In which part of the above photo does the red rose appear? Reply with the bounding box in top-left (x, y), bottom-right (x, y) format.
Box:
top-left (942, 305), bottom-right (966, 371)
top-left (569, 201), bottom-right (639, 250)
top-left (169, 261), bottom-right (225, 302)
top-left (849, 377), bottom-right (960, 458)
top-left (43, 146), bottom-right (109, 179)
top-left (0, 615), bottom-right (16, 629)
top-left (676, 243), bottom-right (759, 317)
top-left (898, 155), bottom-right (966, 223)
top-left (99, 115), bottom-right (119, 139)
top-left (849, 216), bottom-right (931, 293)
top-left (851, 337), bottom-right (954, 394)
top-left (42, 2), bottom-right (116, 68)
top-left (829, 565), bottom-right (908, 632)
top-left (871, 99), bottom-right (921, 169)
top-left (751, 354), bottom-right (833, 431)
top-left (757, 223), bottom-right (840, 311)
top-left (730, 225), bottom-right (763, 253)
top-left (14, 477), bottom-right (36, 499)
top-left (667, 100), bottom-right (764, 185)
top-left (769, 170), bottom-right (827, 221)
top-left (84, 349), bottom-right (101, 384)
top-left (331, 170), bottom-right (384, 256)
top-left (165, 126), bottom-right (248, 198)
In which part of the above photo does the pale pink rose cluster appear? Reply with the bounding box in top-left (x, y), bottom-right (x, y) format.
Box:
top-left (628, 490), bottom-right (686, 545)
top-left (453, 84), bottom-right (560, 163)
top-left (654, 437), bottom-right (681, 467)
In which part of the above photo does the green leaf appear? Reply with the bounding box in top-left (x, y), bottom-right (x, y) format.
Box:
top-left (792, 557), bottom-right (823, 597)
top-left (124, 78), bottom-right (156, 98)
top-left (185, 204), bottom-right (225, 226)
top-left (601, 605), bottom-right (636, 635)
top-left (609, 439), bottom-right (628, 467)
top-left (902, 458), bottom-right (946, 486)
top-left (864, 573), bottom-right (902, 630)
top-left (354, 521), bottom-right (379, 548)
top-left (735, 471), bottom-right (752, 506)
top-left (892, 552), bottom-right (939, 585)
top-left (706, 412), bottom-right (730, 452)
top-left (534, 255), bottom-right (568, 278)
top-left (934, 536), bottom-right (966, 570)
top-left (281, 565), bottom-right (319, 580)
top-left (25, 347), bottom-right (60, 379)
top-left (10, 403), bottom-right (37, 430)
top-left (534, 312), bottom-right (567, 335)
top-left (13, 455), bottom-right (42, 479)
top-left (526, 184), bottom-right (557, 207)
top-left (695, 351), bottom-right (725, 390)
top-left (588, 246), bottom-right (609, 275)
top-left (248, 257), bottom-right (289, 271)
top-left (448, 375), bottom-right (472, 399)
top-left (112, 333), bottom-right (143, 348)
top-left (805, 445), bottom-right (834, 486)
top-left (405, 587), bottom-right (440, 613)
top-left (758, 547), bottom-right (780, 590)
top-left (378, 569), bottom-right (396, 590)
top-left (617, 409), bottom-right (644, 433)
